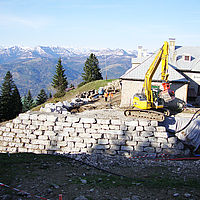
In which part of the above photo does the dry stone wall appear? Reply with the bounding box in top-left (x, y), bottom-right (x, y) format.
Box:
top-left (0, 111), bottom-right (190, 156)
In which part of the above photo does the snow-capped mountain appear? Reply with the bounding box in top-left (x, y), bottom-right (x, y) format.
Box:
top-left (0, 45), bottom-right (137, 97)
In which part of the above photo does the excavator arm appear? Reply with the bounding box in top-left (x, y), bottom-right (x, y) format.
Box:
top-left (144, 41), bottom-right (169, 104)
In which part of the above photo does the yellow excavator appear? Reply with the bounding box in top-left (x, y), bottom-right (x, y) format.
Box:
top-left (124, 41), bottom-right (175, 121)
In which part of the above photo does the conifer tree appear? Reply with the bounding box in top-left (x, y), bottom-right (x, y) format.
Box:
top-left (82, 53), bottom-right (103, 84)
top-left (52, 58), bottom-right (68, 96)
top-left (36, 89), bottom-right (48, 105)
top-left (0, 71), bottom-right (22, 121)
top-left (22, 90), bottom-right (35, 112)
top-left (12, 85), bottom-right (23, 117)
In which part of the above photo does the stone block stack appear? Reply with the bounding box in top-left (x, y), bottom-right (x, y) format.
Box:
top-left (0, 111), bottom-right (190, 156)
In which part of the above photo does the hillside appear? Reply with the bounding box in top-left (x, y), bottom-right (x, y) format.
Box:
top-left (0, 46), bottom-right (136, 97)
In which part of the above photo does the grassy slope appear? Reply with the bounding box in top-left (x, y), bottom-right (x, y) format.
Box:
top-left (32, 79), bottom-right (117, 111)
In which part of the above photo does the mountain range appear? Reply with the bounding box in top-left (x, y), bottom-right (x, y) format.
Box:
top-left (0, 46), bottom-right (137, 97)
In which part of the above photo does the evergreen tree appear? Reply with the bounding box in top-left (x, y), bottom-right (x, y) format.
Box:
top-left (22, 90), bottom-right (35, 112)
top-left (52, 58), bottom-right (68, 95)
top-left (12, 85), bottom-right (22, 117)
top-left (69, 83), bottom-right (74, 88)
top-left (36, 89), bottom-right (48, 105)
top-left (0, 71), bottom-right (22, 121)
top-left (49, 92), bottom-right (52, 99)
top-left (82, 53), bottom-right (103, 84)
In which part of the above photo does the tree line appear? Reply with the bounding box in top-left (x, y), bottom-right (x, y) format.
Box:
top-left (0, 53), bottom-right (102, 122)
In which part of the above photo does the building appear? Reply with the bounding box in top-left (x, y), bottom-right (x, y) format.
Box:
top-left (120, 38), bottom-right (196, 107)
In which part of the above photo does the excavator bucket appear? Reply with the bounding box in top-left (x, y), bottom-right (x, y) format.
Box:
top-left (159, 82), bottom-right (175, 102)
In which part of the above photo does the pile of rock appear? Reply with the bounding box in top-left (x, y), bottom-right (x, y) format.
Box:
top-left (40, 98), bottom-right (93, 114)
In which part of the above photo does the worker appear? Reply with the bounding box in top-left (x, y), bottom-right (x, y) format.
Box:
top-left (109, 92), bottom-right (113, 102)
top-left (104, 91), bottom-right (108, 102)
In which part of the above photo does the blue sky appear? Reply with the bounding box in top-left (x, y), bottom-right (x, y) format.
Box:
top-left (0, 0), bottom-right (200, 50)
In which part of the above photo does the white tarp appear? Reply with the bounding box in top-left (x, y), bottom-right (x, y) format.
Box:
top-left (161, 116), bottom-right (200, 151)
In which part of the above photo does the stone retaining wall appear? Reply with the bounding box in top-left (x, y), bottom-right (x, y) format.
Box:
top-left (0, 112), bottom-right (190, 156)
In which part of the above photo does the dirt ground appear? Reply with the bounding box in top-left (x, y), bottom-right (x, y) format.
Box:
top-left (0, 153), bottom-right (200, 200)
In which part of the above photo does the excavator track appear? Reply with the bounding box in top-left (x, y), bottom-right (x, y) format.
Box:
top-left (124, 108), bottom-right (165, 122)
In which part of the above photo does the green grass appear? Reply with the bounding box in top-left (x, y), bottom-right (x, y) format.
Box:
top-left (32, 79), bottom-right (117, 111)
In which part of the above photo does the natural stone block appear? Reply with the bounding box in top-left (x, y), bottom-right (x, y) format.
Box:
top-left (125, 120), bottom-right (139, 126)
top-left (44, 131), bottom-right (56, 136)
top-left (139, 120), bottom-right (150, 126)
top-left (97, 119), bottom-right (111, 125)
top-left (133, 136), bottom-right (149, 142)
top-left (161, 143), bottom-right (172, 148)
top-left (21, 138), bottom-right (30, 143)
top-left (54, 125), bottom-right (63, 131)
top-left (84, 123), bottom-right (91, 128)
top-left (105, 149), bottom-right (116, 155)
top-left (156, 126), bottom-right (166, 132)
top-left (78, 133), bottom-right (92, 138)
top-left (38, 114), bottom-right (47, 121)
top-left (84, 138), bottom-right (96, 143)
top-left (19, 113), bottom-right (30, 120)
top-left (121, 146), bottom-right (133, 151)
top-left (80, 117), bottom-right (96, 124)
top-left (98, 139), bottom-right (109, 145)
top-left (109, 139), bottom-right (125, 145)
top-left (75, 142), bottom-right (87, 148)
top-left (13, 118), bottom-right (21, 124)
top-left (72, 123), bottom-right (84, 128)
top-left (110, 145), bottom-right (120, 150)
top-left (104, 133), bottom-right (118, 140)
top-left (126, 141), bottom-right (137, 146)
top-left (150, 142), bottom-right (161, 148)
top-left (136, 126), bottom-right (144, 131)
top-left (117, 151), bottom-right (130, 157)
top-left (92, 133), bottom-right (103, 139)
top-left (30, 114), bottom-right (38, 120)
top-left (154, 132), bottom-right (169, 138)
top-left (144, 147), bottom-right (155, 153)
top-left (18, 147), bottom-right (28, 152)
top-left (38, 135), bottom-right (48, 140)
top-left (157, 138), bottom-right (167, 143)
top-left (100, 124), bottom-right (110, 130)
top-left (63, 127), bottom-right (75, 133)
top-left (134, 146), bottom-right (144, 151)
top-left (91, 124), bottom-right (100, 129)
top-left (120, 125), bottom-right (128, 131)
top-left (32, 120), bottom-right (44, 126)
top-left (156, 148), bottom-right (162, 153)
top-left (111, 119), bottom-right (122, 125)
top-left (47, 115), bottom-right (58, 122)
top-left (3, 132), bottom-right (15, 137)
top-left (4, 137), bottom-right (13, 142)
top-left (137, 141), bottom-right (150, 147)
top-left (168, 137), bottom-right (177, 144)
top-left (140, 131), bottom-right (154, 137)
top-left (94, 144), bottom-right (110, 150)
top-left (66, 137), bottom-right (83, 143)
top-left (86, 129), bottom-right (98, 134)
top-left (76, 128), bottom-right (86, 133)
top-left (118, 135), bottom-right (131, 140)
top-left (29, 125), bottom-right (39, 130)
top-left (6, 123), bottom-right (13, 128)
top-left (61, 122), bottom-right (72, 127)
top-left (34, 130), bottom-right (43, 136)
top-left (144, 126), bottom-right (156, 132)
top-left (109, 125), bottom-right (120, 130)
top-left (151, 121), bottom-right (158, 126)
top-left (66, 116), bottom-right (80, 123)
top-left (22, 120), bottom-right (32, 125)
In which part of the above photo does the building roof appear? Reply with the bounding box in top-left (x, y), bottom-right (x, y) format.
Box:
top-left (121, 49), bottom-right (188, 83)
top-left (171, 46), bottom-right (200, 71)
